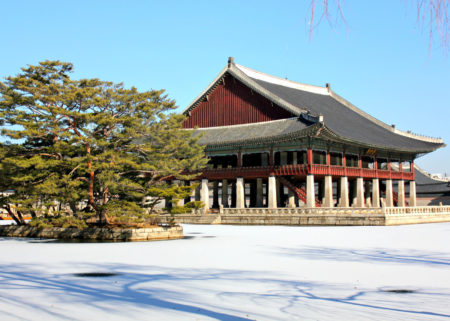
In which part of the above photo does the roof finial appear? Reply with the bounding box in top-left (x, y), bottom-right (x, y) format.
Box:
top-left (228, 56), bottom-right (235, 67)
top-left (325, 83), bottom-right (331, 92)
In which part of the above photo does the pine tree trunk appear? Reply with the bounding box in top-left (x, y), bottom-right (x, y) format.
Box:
top-left (4, 205), bottom-right (23, 225)
top-left (86, 144), bottom-right (95, 207)
top-left (16, 210), bottom-right (25, 224)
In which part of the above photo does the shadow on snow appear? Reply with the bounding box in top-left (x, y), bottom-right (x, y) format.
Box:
top-left (272, 246), bottom-right (450, 267)
top-left (0, 263), bottom-right (449, 320)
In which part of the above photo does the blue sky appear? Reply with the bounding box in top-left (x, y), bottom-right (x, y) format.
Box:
top-left (1, 0), bottom-right (449, 174)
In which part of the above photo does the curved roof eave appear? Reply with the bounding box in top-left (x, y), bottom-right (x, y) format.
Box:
top-left (319, 125), bottom-right (444, 154)
top-left (194, 122), bottom-right (443, 154)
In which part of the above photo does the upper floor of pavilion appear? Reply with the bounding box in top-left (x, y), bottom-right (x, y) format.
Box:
top-left (182, 58), bottom-right (445, 157)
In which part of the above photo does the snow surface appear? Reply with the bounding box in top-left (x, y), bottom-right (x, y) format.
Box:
top-left (1, 223), bottom-right (450, 321)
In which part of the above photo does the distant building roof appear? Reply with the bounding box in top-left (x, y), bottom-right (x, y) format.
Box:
top-left (415, 166), bottom-right (450, 195)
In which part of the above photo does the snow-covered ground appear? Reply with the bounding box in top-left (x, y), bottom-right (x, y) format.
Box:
top-left (1, 223), bottom-right (449, 321)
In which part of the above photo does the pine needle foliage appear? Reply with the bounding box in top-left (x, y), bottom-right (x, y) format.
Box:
top-left (0, 61), bottom-right (207, 227)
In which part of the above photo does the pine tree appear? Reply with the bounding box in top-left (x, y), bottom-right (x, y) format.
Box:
top-left (0, 61), bottom-right (206, 226)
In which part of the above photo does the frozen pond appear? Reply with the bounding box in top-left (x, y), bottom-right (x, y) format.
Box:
top-left (1, 223), bottom-right (449, 320)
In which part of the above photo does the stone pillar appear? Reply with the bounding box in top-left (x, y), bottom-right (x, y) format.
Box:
top-left (364, 180), bottom-right (372, 207)
top-left (385, 179), bottom-right (394, 207)
top-left (268, 175), bottom-right (277, 208)
top-left (288, 190), bottom-right (296, 208)
top-left (212, 181), bottom-right (219, 208)
top-left (256, 178), bottom-right (264, 207)
top-left (372, 178), bottom-right (380, 208)
top-left (236, 177), bottom-right (245, 209)
top-left (306, 174), bottom-right (315, 208)
top-left (355, 177), bottom-right (365, 207)
top-left (397, 180), bottom-right (405, 207)
top-left (222, 179), bottom-right (229, 207)
top-left (200, 178), bottom-right (209, 209)
top-left (322, 175), bottom-right (333, 207)
top-left (409, 180), bottom-right (417, 207)
top-left (175, 198), bottom-right (183, 207)
top-left (339, 176), bottom-right (349, 207)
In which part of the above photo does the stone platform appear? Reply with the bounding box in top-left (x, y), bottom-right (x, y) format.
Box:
top-left (159, 206), bottom-right (450, 226)
top-left (0, 225), bottom-right (183, 241)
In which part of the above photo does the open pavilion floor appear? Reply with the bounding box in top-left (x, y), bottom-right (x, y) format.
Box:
top-left (0, 223), bottom-right (449, 320)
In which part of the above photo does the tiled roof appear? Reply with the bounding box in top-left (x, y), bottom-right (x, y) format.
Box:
top-left (185, 59), bottom-right (445, 152)
top-left (252, 78), bottom-right (442, 151)
top-left (415, 167), bottom-right (450, 194)
top-left (192, 117), bottom-right (313, 145)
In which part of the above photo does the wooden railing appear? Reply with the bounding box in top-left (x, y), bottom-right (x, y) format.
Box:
top-left (203, 164), bottom-right (415, 180)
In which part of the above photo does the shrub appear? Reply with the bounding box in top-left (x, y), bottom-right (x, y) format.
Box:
top-left (167, 206), bottom-right (191, 214)
top-left (184, 201), bottom-right (204, 210)
top-left (29, 218), bottom-right (53, 229)
top-left (28, 216), bottom-right (87, 229)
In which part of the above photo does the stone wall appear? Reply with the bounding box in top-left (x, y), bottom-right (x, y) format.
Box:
top-left (219, 213), bottom-right (386, 226)
top-left (0, 225), bottom-right (183, 241)
top-left (159, 214), bottom-right (221, 225)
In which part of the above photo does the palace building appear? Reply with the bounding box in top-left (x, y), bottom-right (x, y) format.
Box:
top-left (182, 58), bottom-right (445, 211)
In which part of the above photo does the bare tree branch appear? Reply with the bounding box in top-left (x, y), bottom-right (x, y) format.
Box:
top-left (307, 0), bottom-right (449, 53)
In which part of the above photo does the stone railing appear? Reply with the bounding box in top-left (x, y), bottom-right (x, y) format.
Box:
top-left (222, 207), bottom-right (384, 216)
top-left (222, 206), bottom-right (450, 216)
top-left (384, 206), bottom-right (450, 215)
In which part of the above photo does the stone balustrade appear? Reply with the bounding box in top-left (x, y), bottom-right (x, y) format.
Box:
top-left (384, 205), bottom-right (450, 215)
top-left (222, 207), bottom-right (384, 216)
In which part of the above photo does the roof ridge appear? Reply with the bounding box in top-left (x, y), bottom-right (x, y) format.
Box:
top-left (227, 64), bottom-right (306, 115)
top-left (235, 64), bottom-right (329, 95)
top-left (187, 117), bottom-right (300, 131)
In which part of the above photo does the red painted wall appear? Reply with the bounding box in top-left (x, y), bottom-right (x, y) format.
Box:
top-left (182, 74), bottom-right (294, 128)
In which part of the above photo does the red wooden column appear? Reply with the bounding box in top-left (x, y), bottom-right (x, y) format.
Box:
top-left (358, 155), bottom-right (363, 177)
top-left (237, 151), bottom-right (242, 169)
top-left (343, 153), bottom-right (347, 176)
top-left (399, 160), bottom-right (403, 179)
top-left (388, 158), bottom-right (392, 179)
top-left (269, 149), bottom-right (274, 175)
top-left (326, 151), bottom-right (331, 175)
top-left (307, 148), bottom-right (313, 173)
